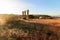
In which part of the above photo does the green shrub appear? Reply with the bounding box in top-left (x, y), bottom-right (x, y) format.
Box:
top-left (28, 15), bottom-right (34, 19)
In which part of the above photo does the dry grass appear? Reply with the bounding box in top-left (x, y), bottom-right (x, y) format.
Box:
top-left (24, 19), bottom-right (60, 40)
top-left (0, 14), bottom-right (60, 40)
top-left (25, 19), bottom-right (60, 27)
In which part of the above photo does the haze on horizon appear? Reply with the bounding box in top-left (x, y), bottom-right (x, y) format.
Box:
top-left (0, 0), bottom-right (60, 16)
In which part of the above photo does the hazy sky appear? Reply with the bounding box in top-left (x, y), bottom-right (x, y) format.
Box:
top-left (0, 0), bottom-right (60, 16)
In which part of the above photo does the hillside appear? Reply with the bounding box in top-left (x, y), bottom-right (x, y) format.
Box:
top-left (0, 14), bottom-right (59, 40)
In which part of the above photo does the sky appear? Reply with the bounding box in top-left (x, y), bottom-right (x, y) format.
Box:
top-left (0, 0), bottom-right (60, 16)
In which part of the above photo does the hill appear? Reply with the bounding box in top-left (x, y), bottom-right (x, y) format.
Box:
top-left (0, 14), bottom-right (59, 40)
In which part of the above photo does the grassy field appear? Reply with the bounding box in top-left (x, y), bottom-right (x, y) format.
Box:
top-left (0, 14), bottom-right (60, 40)
top-left (21, 19), bottom-right (60, 40)
top-left (26, 19), bottom-right (60, 26)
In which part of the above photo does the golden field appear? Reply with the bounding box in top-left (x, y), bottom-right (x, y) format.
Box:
top-left (23, 19), bottom-right (60, 40)
top-left (26, 19), bottom-right (60, 26)
top-left (0, 14), bottom-right (60, 40)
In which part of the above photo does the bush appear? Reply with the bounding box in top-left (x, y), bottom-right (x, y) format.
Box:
top-left (28, 15), bottom-right (34, 19)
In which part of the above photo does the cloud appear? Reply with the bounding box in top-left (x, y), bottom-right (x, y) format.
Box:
top-left (0, 0), bottom-right (33, 14)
